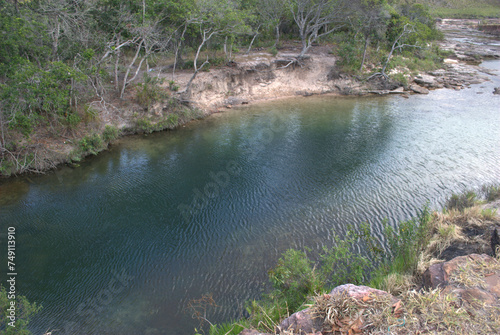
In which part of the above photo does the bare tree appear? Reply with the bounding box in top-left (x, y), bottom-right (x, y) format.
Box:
top-left (183, 26), bottom-right (217, 97)
top-left (368, 23), bottom-right (420, 80)
top-left (287, 0), bottom-right (348, 57)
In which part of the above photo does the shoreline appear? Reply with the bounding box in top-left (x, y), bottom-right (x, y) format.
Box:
top-left (0, 19), bottom-right (499, 179)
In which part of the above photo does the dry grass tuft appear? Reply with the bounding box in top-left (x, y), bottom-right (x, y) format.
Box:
top-left (448, 256), bottom-right (500, 289)
top-left (311, 285), bottom-right (500, 334)
top-left (377, 273), bottom-right (414, 296)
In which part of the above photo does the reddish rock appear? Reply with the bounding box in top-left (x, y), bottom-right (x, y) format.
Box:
top-left (423, 253), bottom-right (500, 308)
top-left (329, 284), bottom-right (391, 300)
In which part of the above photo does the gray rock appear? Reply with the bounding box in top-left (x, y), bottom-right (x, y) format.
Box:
top-left (277, 307), bottom-right (322, 334)
top-left (414, 74), bottom-right (436, 87)
top-left (410, 84), bottom-right (430, 94)
top-left (493, 87), bottom-right (500, 95)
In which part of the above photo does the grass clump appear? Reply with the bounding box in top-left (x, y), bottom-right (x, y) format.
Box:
top-left (482, 184), bottom-right (500, 202)
top-left (446, 190), bottom-right (477, 211)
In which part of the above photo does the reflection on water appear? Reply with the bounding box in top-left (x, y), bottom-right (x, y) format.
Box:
top-left (0, 63), bottom-right (500, 335)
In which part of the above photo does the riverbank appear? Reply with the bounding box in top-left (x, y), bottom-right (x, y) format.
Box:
top-left (0, 19), bottom-right (499, 178)
top-left (228, 187), bottom-right (500, 335)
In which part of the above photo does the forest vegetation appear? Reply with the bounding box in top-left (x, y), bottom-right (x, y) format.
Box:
top-left (0, 0), bottom-right (468, 176)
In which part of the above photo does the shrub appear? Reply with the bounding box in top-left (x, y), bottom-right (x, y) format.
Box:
top-left (182, 60), bottom-right (195, 69)
top-left (79, 133), bottom-right (103, 155)
top-left (336, 37), bottom-right (363, 74)
top-left (102, 125), bottom-right (119, 142)
top-left (136, 74), bottom-right (166, 107)
top-left (83, 105), bottom-right (100, 123)
top-left (269, 249), bottom-right (322, 312)
top-left (268, 46), bottom-right (278, 57)
top-left (64, 112), bottom-right (81, 128)
top-left (135, 118), bottom-right (154, 134)
top-left (208, 322), bottom-right (244, 335)
top-left (168, 80), bottom-right (179, 92)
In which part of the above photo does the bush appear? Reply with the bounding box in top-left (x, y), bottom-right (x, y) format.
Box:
top-left (269, 249), bottom-right (322, 312)
top-left (64, 112), bottom-right (81, 128)
top-left (336, 36), bottom-right (363, 74)
top-left (268, 46), bottom-right (278, 57)
top-left (168, 80), bottom-right (179, 92)
top-left (102, 125), bottom-right (119, 142)
top-left (208, 322), bottom-right (244, 335)
top-left (79, 133), bottom-right (103, 155)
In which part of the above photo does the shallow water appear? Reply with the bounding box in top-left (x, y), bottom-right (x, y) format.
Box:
top-left (1, 61), bottom-right (499, 335)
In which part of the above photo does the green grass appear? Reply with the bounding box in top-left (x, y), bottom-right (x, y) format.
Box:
top-left (432, 6), bottom-right (500, 18)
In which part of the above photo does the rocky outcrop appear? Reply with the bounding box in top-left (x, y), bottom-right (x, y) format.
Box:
top-left (493, 87), bottom-right (500, 95)
top-left (276, 284), bottom-right (395, 335)
top-left (423, 254), bottom-right (500, 308)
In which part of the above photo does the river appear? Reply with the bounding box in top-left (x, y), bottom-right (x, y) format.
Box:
top-left (0, 60), bottom-right (499, 335)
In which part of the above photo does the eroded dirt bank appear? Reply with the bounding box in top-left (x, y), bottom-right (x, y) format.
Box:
top-left (169, 19), bottom-right (500, 111)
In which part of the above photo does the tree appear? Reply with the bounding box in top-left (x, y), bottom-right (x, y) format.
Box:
top-left (368, 21), bottom-right (419, 79)
top-left (257, 0), bottom-right (288, 47)
top-left (351, 0), bottom-right (390, 71)
top-left (287, 0), bottom-right (348, 57)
